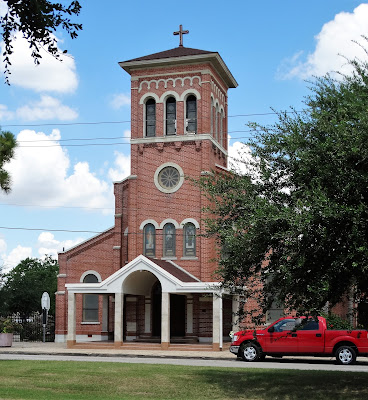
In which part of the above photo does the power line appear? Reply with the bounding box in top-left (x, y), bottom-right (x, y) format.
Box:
top-left (0, 226), bottom-right (203, 236)
top-left (2, 110), bottom-right (305, 129)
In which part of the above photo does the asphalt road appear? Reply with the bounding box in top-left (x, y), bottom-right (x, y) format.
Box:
top-left (1, 353), bottom-right (368, 372)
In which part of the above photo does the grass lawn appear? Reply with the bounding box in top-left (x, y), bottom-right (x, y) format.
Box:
top-left (0, 360), bottom-right (367, 400)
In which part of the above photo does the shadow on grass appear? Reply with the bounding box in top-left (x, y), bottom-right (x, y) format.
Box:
top-left (195, 367), bottom-right (368, 400)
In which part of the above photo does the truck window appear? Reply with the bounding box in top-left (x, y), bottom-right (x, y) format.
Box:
top-left (273, 319), bottom-right (296, 332)
top-left (302, 320), bottom-right (319, 330)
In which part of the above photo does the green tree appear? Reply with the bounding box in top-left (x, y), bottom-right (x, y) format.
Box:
top-left (1, 0), bottom-right (82, 84)
top-left (198, 46), bottom-right (368, 323)
top-left (0, 129), bottom-right (17, 193)
top-left (0, 256), bottom-right (59, 318)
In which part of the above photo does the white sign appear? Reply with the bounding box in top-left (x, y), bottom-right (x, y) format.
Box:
top-left (41, 292), bottom-right (50, 311)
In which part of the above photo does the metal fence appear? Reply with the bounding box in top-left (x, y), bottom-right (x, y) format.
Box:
top-left (4, 312), bottom-right (55, 342)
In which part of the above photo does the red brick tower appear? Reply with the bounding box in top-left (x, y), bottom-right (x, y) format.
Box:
top-left (56, 32), bottom-right (238, 348)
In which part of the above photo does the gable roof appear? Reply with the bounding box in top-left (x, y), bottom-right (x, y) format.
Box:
top-left (119, 47), bottom-right (238, 89)
top-left (123, 47), bottom-right (215, 62)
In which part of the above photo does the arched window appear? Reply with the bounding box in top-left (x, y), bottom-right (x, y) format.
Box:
top-left (163, 223), bottom-right (176, 257)
top-left (183, 223), bottom-right (196, 257)
top-left (82, 274), bottom-right (99, 322)
top-left (211, 98), bottom-right (214, 136)
top-left (220, 109), bottom-right (224, 146)
top-left (215, 104), bottom-right (219, 141)
top-left (186, 95), bottom-right (197, 134)
top-left (146, 98), bottom-right (156, 137)
top-left (144, 223), bottom-right (156, 257)
top-left (166, 97), bottom-right (176, 135)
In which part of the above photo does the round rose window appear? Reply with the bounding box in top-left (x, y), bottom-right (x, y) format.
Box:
top-left (158, 166), bottom-right (180, 189)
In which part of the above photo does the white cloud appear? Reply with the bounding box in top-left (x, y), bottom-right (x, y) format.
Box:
top-left (228, 140), bottom-right (254, 174)
top-left (37, 232), bottom-right (84, 258)
top-left (108, 151), bottom-right (131, 182)
top-left (16, 95), bottom-right (78, 121)
top-left (1, 245), bottom-right (32, 273)
top-left (0, 0), bottom-right (7, 16)
top-left (0, 238), bottom-right (6, 254)
top-left (110, 93), bottom-right (131, 109)
top-left (0, 104), bottom-right (14, 120)
top-left (1, 32), bottom-right (78, 93)
top-left (278, 4), bottom-right (368, 79)
top-left (0, 129), bottom-right (114, 211)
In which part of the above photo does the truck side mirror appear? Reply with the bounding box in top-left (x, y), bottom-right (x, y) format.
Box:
top-left (268, 326), bottom-right (275, 333)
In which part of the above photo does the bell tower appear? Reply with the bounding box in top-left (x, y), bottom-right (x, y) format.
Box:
top-left (118, 29), bottom-right (238, 281)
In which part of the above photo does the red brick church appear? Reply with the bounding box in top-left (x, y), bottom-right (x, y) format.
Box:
top-left (55, 27), bottom-right (241, 350)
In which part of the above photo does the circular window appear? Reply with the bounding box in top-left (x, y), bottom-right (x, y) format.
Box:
top-left (154, 163), bottom-right (184, 193)
top-left (158, 167), bottom-right (180, 189)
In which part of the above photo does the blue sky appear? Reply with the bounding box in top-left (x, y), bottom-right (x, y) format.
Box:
top-left (0, 0), bottom-right (367, 271)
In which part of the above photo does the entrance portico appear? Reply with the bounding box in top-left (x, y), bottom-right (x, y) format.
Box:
top-left (65, 255), bottom-right (227, 350)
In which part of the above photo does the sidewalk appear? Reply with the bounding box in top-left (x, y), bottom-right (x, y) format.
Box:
top-left (0, 342), bottom-right (235, 360)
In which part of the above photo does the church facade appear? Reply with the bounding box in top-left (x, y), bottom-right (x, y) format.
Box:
top-left (55, 35), bottom-right (240, 350)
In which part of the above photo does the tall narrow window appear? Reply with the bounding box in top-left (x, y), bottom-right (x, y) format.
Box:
top-left (163, 223), bottom-right (176, 257)
top-left (166, 97), bottom-right (176, 135)
top-left (83, 274), bottom-right (99, 322)
top-left (220, 109), bottom-right (224, 146)
top-left (186, 95), bottom-right (197, 133)
top-left (211, 98), bottom-right (214, 136)
top-left (183, 223), bottom-right (196, 257)
top-left (144, 224), bottom-right (156, 257)
top-left (146, 98), bottom-right (156, 137)
top-left (215, 104), bottom-right (219, 141)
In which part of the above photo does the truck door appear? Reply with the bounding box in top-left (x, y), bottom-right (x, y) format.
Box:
top-left (296, 318), bottom-right (324, 353)
top-left (263, 318), bottom-right (299, 353)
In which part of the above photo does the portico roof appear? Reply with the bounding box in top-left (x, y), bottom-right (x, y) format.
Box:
top-left (65, 255), bottom-right (220, 295)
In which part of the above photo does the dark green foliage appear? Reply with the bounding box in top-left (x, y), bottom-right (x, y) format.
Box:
top-left (0, 129), bottom-right (17, 193)
top-left (321, 312), bottom-right (353, 330)
top-left (1, 0), bottom-right (82, 84)
top-left (198, 40), bottom-right (368, 323)
top-left (0, 256), bottom-right (59, 318)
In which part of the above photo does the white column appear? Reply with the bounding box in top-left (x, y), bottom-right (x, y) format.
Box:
top-left (144, 296), bottom-right (151, 333)
top-left (212, 293), bottom-right (223, 351)
top-left (67, 291), bottom-right (76, 346)
top-left (186, 295), bottom-right (193, 334)
top-left (232, 295), bottom-right (240, 332)
top-left (161, 292), bottom-right (170, 349)
top-left (114, 292), bottom-right (124, 346)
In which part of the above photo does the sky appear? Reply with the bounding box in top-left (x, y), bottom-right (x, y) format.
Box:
top-left (0, 0), bottom-right (367, 272)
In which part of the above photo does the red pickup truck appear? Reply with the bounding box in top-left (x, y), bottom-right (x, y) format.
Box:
top-left (229, 316), bottom-right (368, 365)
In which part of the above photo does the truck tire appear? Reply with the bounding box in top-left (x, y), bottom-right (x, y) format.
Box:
top-left (335, 345), bottom-right (357, 365)
top-left (240, 342), bottom-right (262, 362)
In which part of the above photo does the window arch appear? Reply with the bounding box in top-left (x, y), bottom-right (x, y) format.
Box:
top-left (186, 95), bottom-right (197, 134)
top-left (183, 222), bottom-right (196, 257)
top-left (145, 98), bottom-right (156, 137)
top-left (166, 96), bottom-right (176, 135)
top-left (82, 274), bottom-right (99, 322)
top-left (144, 223), bottom-right (156, 257)
top-left (163, 223), bottom-right (176, 258)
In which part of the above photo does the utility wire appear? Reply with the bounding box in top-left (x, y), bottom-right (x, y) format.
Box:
top-left (2, 110), bottom-right (304, 129)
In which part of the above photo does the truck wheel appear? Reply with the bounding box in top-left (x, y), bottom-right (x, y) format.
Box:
top-left (335, 345), bottom-right (357, 365)
top-left (240, 342), bottom-right (262, 362)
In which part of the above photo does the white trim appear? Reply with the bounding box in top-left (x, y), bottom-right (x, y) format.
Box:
top-left (57, 274), bottom-right (67, 278)
top-left (215, 163), bottom-right (229, 172)
top-left (154, 162), bottom-right (184, 194)
top-left (139, 92), bottom-right (160, 104)
top-left (159, 218), bottom-right (180, 229)
top-left (180, 88), bottom-right (201, 101)
top-left (80, 270), bottom-right (102, 283)
top-left (81, 321), bottom-right (100, 325)
top-left (124, 227), bottom-right (129, 236)
top-left (159, 90), bottom-right (180, 103)
top-left (139, 219), bottom-right (159, 230)
top-left (113, 174), bottom-right (137, 184)
top-left (131, 133), bottom-right (228, 155)
top-left (180, 218), bottom-right (200, 229)
top-left (66, 254), bottom-right (218, 294)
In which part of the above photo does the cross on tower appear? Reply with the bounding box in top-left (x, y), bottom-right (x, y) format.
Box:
top-left (173, 25), bottom-right (189, 47)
